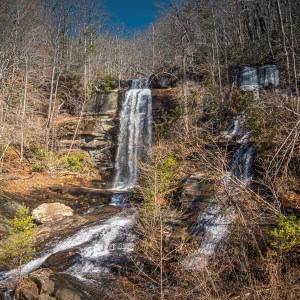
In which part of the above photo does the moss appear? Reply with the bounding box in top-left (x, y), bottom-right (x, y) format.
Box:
top-left (28, 147), bottom-right (58, 172)
top-left (60, 151), bottom-right (91, 173)
top-left (102, 75), bottom-right (117, 91)
top-left (232, 89), bottom-right (255, 114)
top-left (269, 214), bottom-right (300, 253)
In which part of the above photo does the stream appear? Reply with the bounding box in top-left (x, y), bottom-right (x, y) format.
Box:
top-left (0, 79), bottom-right (153, 293)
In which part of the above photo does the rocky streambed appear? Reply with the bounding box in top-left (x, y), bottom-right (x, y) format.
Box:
top-left (0, 180), bottom-right (136, 300)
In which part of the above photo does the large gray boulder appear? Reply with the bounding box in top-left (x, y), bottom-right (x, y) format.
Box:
top-left (32, 203), bottom-right (74, 224)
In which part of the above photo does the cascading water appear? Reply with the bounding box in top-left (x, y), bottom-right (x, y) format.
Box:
top-left (0, 78), bottom-right (153, 290)
top-left (222, 115), bottom-right (245, 139)
top-left (113, 78), bottom-right (152, 190)
top-left (185, 117), bottom-right (255, 268)
top-left (111, 78), bottom-right (152, 205)
top-left (0, 215), bottom-right (135, 283)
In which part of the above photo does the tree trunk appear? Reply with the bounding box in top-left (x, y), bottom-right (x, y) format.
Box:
top-left (20, 56), bottom-right (28, 161)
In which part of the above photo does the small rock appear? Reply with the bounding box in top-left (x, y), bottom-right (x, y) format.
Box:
top-left (32, 203), bottom-right (74, 224)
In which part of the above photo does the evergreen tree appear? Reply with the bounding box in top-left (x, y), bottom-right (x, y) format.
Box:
top-left (0, 205), bottom-right (36, 281)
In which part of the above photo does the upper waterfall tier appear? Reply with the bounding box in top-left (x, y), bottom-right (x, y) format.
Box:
top-left (113, 78), bottom-right (153, 190)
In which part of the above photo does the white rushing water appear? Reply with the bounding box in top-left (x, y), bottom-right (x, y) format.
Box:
top-left (185, 117), bottom-right (255, 268)
top-left (222, 115), bottom-right (245, 139)
top-left (0, 215), bottom-right (134, 282)
top-left (112, 78), bottom-right (152, 191)
top-left (0, 78), bottom-right (153, 287)
top-left (111, 78), bottom-right (152, 207)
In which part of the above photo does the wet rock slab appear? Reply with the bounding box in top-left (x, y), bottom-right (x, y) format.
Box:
top-left (49, 185), bottom-right (112, 199)
top-left (42, 248), bottom-right (81, 272)
top-left (35, 205), bottom-right (121, 250)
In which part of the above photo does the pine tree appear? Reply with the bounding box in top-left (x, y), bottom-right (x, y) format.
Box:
top-left (0, 205), bottom-right (36, 281)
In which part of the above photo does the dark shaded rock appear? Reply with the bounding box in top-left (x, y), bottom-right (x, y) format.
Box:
top-left (178, 171), bottom-right (215, 226)
top-left (185, 71), bottom-right (204, 82)
top-left (149, 70), bottom-right (204, 89)
top-left (149, 73), bottom-right (178, 89)
top-left (120, 80), bottom-right (132, 89)
top-left (49, 185), bottom-right (112, 200)
top-left (151, 88), bottom-right (178, 122)
top-left (91, 180), bottom-right (112, 189)
top-left (50, 273), bottom-right (87, 300)
top-left (20, 289), bottom-right (38, 300)
top-left (42, 248), bottom-right (81, 272)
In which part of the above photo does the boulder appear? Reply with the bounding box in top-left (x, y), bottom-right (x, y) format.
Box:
top-left (19, 289), bottom-right (38, 300)
top-left (30, 269), bottom-right (55, 296)
top-left (16, 278), bottom-right (39, 300)
top-left (42, 248), bottom-right (81, 272)
top-left (55, 288), bottom-right (82, 300)
top-left (26, 269), bottom-right (84, 300)
top-left (32, 203), bottom-right (74, 224)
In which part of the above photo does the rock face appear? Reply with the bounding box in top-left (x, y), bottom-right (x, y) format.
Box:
top-left (149, 73), bottom-right (178, 89)
top-left (149, 71), bottom-right (204, 89)
top-left (57, 90), bottom-right (120, 174)
top-left (32, 203), bottom-right (74, 224)
top-left (56, 86), bottom-right (183, 176)
top-left (151, 88), bottom-right (178, 122)
top-left (179, 171), bottom-right (215, 227)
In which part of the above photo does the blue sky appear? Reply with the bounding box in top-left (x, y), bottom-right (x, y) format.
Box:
top-left (104, 0), bottom-right (169, 31)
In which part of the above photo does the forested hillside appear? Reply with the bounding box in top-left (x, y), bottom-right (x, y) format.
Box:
top-left (1, 0), bottom-right (300, 155)
top-left (0, 1), bottom-right (299, 300)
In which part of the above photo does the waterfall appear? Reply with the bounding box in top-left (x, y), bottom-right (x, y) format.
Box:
top-left (0, 78), bottom-right (153, 288)
top-left (111, 78), bottom-right (152, 206)
top-left (222, 115), bottom-right (244, 139)
top-left (235, 64), bottom-right (280, 99)
top-left (113, 78), bottom-right (152, 190)
top-left (0, 215), bottom-right (135, 283)
top-left (185, 119), bottom-right (255, 268)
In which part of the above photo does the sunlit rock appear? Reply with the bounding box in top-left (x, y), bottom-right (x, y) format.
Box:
top-left (32, 203), bottom-right (74, 224)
